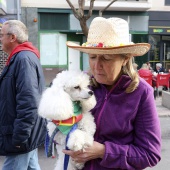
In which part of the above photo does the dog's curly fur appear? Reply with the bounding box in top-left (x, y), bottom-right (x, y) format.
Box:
top-left (38, 70), bottom-right (96, 170)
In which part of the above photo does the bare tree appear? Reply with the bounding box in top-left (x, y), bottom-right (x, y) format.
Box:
top-left (99, 0), bottom-right (118, 17)
top-left (66, 0), bottom-right (118, 37)
top-left (66, 0), bottom-right (95, 37)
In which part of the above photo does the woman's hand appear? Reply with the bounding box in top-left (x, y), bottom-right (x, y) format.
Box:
top-left (63, 141), bottom-right (105, 163)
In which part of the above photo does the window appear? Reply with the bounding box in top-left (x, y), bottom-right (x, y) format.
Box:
top-left (40, 33), bottom-right (67, 66)
top-left (40, 13), bottom-right (69, 30)
top-left (165, 0), bottom-right (170, 5)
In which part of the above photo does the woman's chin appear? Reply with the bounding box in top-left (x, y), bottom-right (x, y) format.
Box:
top-left (96, 79), bottom-right (108, 85)
top-left (95, 78), bottom-right (114, 86)
top-left (95, 78), bottom-right (105, 84)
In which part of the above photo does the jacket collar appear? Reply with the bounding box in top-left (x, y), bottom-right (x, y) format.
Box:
top-left (99, 75), bottom-right (132, 94)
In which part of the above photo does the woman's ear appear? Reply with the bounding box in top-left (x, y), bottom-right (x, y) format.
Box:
top-left (122, 56), bottom-right (130, 66)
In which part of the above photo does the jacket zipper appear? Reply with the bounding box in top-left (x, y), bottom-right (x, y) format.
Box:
top-left (95, 92), bottom-right (108, 139)
top-left (90, 77), bottom-right (123, 170)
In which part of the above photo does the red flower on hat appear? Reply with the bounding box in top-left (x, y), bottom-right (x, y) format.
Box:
top-left (97, 43), bottom-right (103, 47)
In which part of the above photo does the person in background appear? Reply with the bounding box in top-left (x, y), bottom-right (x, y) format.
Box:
top-left (138, 63), bottom-right (155, 98)
top-left (146, 61), bottom-right (153, 72)
top-left (132, 62), bottom-right (138, 72)
top-left (138, 63), bottom-right (153, 77)
top-left (0, 20), bottom-right (47, 170)
top-left (154, 63), bottom-right (165, 73)
top-left (64, 17), bottom-right (161, 170)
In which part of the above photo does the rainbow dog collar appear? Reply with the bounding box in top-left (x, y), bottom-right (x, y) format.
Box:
top-left (52, 101), bottom-right (83, 135)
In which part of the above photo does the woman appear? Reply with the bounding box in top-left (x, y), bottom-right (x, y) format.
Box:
top-left (146, 62), bottom-right (153, 72)
top-left (138, 63), bottom-right (153, 77)
top-left (64, 17), bottom-right (161, 170)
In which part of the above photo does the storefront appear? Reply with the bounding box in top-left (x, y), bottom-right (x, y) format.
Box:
top-left (148, 11), bottom-right (170, 72)
top-left (20, 7), bottom-right (150, 85)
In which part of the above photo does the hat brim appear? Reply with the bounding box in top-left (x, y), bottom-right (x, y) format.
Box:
top-left (66, 41), bottom-right (150, 57)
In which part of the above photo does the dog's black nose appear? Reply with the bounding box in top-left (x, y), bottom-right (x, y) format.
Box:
top-left (88, 91), bottom-right (93, 96)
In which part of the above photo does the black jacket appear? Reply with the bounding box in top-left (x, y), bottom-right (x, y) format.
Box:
top-left (0, 51), bottom-right (47, 156)
top-left (154, 67), bottom-right (165, 73)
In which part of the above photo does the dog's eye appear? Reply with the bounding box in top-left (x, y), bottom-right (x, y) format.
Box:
top-left (74, 86), bottom-right (80, 89)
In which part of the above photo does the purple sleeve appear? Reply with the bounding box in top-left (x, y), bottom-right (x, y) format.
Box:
top-left (100, 87), bottom-right (161, 169)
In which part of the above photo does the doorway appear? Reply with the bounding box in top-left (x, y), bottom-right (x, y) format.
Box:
top-left (161, 40), bottom-right (170, 71)
top-left (68, 41), bottom-right (80, 71)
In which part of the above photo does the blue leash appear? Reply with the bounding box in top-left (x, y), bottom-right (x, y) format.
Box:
top-left (45, 127), bottom-right (59, 157)
top-left (64, 123), bottom-right (78, 170)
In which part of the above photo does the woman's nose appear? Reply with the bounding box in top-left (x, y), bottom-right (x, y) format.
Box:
top-left (95, 59), bottom-right (102, 69)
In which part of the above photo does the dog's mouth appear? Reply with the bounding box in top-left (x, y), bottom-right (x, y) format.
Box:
top-left (80, 96), bottom-right (92, 100)
top-left (72, 97), bottom-right (91, 101)
top-left (71, 91), bottom-right (93, 101)
top-left (81, 97), bottom-right (90, 100)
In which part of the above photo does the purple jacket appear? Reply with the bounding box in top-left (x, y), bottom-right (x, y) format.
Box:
top-left (84, 75), bottom-right (161, 170)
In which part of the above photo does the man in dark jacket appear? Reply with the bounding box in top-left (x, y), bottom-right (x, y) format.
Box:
top-left (0, 20), bottom-right (47, 170)
top-left (154, 63), bottom-right (165, 73)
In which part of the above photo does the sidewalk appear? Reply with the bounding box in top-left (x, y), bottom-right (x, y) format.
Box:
top-left (155, 96), bottom-right (170, 117)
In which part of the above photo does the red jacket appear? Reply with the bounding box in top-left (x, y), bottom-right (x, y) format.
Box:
top-left (138, 69), bottom-right (152, 77)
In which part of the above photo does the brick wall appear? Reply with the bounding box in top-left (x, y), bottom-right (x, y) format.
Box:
top-left (0, 50), bottom-right (8, 74)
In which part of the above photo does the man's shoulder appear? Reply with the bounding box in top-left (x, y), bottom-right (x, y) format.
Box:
top-left (16, 51), bottom-right (39, 62)
top-left (17, 50), bottom-right (36, 56)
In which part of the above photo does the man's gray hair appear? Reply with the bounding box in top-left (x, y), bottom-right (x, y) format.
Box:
top-left (3, 20), bottom-right (28, 43)
top-left (156, 63), bottom-right (162, 68)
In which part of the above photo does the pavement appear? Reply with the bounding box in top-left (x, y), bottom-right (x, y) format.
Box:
top-left (155, 96), bottom-right (170, 117)
top-left (0, 96), bottom-right (169, 170)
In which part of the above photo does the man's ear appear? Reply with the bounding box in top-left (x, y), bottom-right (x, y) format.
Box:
top-left (10, 34), bottom-right (17, 42)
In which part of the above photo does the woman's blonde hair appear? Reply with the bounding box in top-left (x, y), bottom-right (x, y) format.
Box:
top-left (122, 55), bottom-right (139, 93)
top-left (141, 63), bottom-right (149, 69)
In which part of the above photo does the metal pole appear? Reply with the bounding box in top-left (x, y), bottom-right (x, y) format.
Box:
top-left (164, 43), bottom-right (166, 70)
top-left (17, 0), bottom-right (21, 20)
top-left (99, 0), bottom-right (118, 17)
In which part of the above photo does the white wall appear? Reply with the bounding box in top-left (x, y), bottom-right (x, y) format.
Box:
top-left (21, 0), bottom-right (151, 11)
top-left (21, 0), bottom-right (78, 8)
top-left (149, 0), bottom-right (170, 11)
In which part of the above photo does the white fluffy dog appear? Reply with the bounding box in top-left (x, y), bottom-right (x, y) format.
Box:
top-left (38, 70), bottom-right (96, 170)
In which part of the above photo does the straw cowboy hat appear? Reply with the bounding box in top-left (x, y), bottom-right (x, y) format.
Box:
top-left (67, 17), bottom-right (150, 56)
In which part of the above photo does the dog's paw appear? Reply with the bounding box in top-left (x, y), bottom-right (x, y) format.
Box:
top-left (70, 159), bottom-right (84, 170)
top-left (67, 129), bottom-right (93, 151)
top-left (75, 162), bottom-right (84, 170)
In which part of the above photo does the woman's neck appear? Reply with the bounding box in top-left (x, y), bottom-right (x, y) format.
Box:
top-left (105, 72), bottom-right (123, 90)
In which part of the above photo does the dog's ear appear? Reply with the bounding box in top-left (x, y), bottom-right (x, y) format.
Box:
top-left (38, 87), bottom-right (74, 120)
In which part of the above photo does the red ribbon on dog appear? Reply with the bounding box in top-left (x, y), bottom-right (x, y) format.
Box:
top-left (52, 114), bottom-right (83, 126)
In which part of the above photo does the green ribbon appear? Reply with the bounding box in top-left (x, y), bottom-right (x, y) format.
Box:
top-left (58, 101), bottom-right (82, 135)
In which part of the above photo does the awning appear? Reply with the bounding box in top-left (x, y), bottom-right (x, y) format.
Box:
top-left (0, 18), bottom-right (7, 27)
top-left (0, 0), bottom-right (7, 15)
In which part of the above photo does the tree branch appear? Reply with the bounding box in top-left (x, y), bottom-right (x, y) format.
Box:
top-left (66, 0), bottom-right (95, 37)
top-left (86, 0), bottom-right (95, 20)
top-left (78, 0), bottom-right (85, 17)
top-left (66, 0), bottom-right (79, 19)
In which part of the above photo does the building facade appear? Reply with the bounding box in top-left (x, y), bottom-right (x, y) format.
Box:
top-left (1, 0), bottom-right (153, 84)
top-left (20, 0), bottom-right (152, 85)
top-left (148, 0), bottom-right (170, 71)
